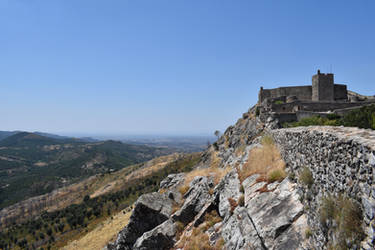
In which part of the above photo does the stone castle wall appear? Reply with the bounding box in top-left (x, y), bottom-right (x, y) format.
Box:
top-left (271, 126), bottom-right (375, 249)
top-left (259, 86), bottom-right (312, 104)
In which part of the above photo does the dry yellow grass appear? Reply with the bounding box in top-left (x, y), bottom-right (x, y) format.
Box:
top-left (62, 209), bottom-right (132, 250)
top-left (239, 135), bottom-right (286, 183)
top-left (179, 152), bottom-right (229, 193)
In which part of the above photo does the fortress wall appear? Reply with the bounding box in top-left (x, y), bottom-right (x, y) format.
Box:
top-left (260, 86), bottom-right (312, 103)
top-left (334, 84), bottom-right (348, 100)
top-left (298, 101), bottom-right (368, 112)
top-left (271, 126), bottom-right (375, 249)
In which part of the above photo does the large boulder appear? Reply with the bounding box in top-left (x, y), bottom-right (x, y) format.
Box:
top-left (172, 176), bottom-right (213, 224)
top-left (245, 178), bottom-right (306, 249)
top-left (133, 219), bottom-right (176, 250)
top-left (160, 173), bottom-right (185, 204)
top-left (213, 170), bottom-right (242, 219)
top-left (221, 206), bottom-right (265, 250)
top-left (114, 192), bottom-right (173, 250)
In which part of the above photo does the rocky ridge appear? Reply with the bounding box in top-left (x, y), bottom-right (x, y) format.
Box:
top-left (107, 110), bottom-right (375, 249)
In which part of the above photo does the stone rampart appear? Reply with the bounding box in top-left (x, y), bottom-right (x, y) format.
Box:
top-left (271, 126), bottom-right (375, 248)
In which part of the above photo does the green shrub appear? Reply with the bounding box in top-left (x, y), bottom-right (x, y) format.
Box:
top-left (341, 104), bottom-right (375, 129)
top-left (261, 135), bottom-right (274, 146)
top-left (299, 167), bottom-right (314, 188)
top-left (305, 228), bottom-right (313, 238)
top-left (267, 168), bottom-right (286, 183)
top-left (238, 195), bottom-right (245, 206)
top-left (283, 104), bottom-right (375, 130)
top-left (274, 100), bottom-right (284, 105)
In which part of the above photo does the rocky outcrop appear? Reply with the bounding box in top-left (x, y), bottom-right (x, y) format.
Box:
top-left (214, 170), bottom-right (242, 219)
top-left (172, 176), bottom-right (213, 224)
top-left (133, 219), bottom-right (176, 250)
top-left (114, 192), bottom-right (173, 250)
top-left (109, 115), bottom-right (375, 249)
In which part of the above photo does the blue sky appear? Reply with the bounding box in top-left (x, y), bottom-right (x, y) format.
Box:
top-left (1, 0), bottom-right (374, 136)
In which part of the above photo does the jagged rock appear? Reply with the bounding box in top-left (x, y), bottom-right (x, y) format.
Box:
top-left (272, 214), bottom-right (309, 250)
top-left (133, 219), bottom-right (176, 250)
top-left (160, 173), bottom-right (185, 189)
top-left (246, 179), bottom-right (305, 249)
top-left (213, 170), bottom-right (242, 219)
top-left (221, 206), bottom-right (265, 250)
top-left (114, 192), bottom-right (173, 250)
top-left (172, 176), bottom-right (213, 224)
top-left (160, 173), bottom-right (185, 203)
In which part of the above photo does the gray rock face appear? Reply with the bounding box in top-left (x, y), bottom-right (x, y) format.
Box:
top-left (214, 170), bottom-right (242, 219)
top-left (246, 179), bottom-right (305, 249)
top-left (160, 173), bottom-right (185, 204)
top-left (221, 206), bottom-right (265, 250)
top-left (115, 192), bottom-right (173, 250)
top-left (172, 176), bottom-right (213, 224)
top-left (160, 173), bottom-right (185, 189)
top-left (109, 121), bottom-right (375, 250)
top-left (133, 219), bottom-right (176, 250)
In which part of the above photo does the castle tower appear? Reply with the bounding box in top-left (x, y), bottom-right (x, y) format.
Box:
top-left (312, 70), bottom-right (334, 101)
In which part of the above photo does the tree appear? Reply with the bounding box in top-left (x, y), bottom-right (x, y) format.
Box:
top-left (214, 130), bottom-right (221, 140)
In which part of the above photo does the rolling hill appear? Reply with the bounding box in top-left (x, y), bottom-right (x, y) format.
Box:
top-left (0, 132), bottom-right (173, 208)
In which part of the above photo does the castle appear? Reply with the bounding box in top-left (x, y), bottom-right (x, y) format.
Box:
top-left (257, 70), bottom-right (375, 124)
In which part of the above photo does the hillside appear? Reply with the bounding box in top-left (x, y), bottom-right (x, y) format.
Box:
top-left (0, 132), bottom-right (174, 208)
top-left (103, 107), bottom-right (375, 250)
top-left (0, 153), bottom-right (201, 249)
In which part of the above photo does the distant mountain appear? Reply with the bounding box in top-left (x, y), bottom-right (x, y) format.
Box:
top-left (0, 130), bottom-right (98, 143)
top-left (0, 132), bottom-right (71, 147)
top-left (0, 131), bottom-right (21, 141)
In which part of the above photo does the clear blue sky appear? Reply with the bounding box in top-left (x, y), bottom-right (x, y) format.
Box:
top-left (1, 0), bottom-right (374, 136)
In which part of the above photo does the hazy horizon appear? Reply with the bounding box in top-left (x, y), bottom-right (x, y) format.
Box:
top-left (1, 0), bottom-right (374, 135)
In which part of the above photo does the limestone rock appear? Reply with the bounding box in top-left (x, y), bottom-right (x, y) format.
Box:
top-left (213, 170), bottom-right (242, 219)
top-left (221, 207), bottom-right (265, 250)
top-left (246, 179), bottom-right (305, 249)
top-left (133, 219), bottom-right (176, 250)
top-left (172, 176), bottom-right (213, 224)
top-left (114, 192), bottom-right (173, 250)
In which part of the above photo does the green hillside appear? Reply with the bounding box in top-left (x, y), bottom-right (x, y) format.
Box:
top-left (0, 133), bottom-right (172, 208)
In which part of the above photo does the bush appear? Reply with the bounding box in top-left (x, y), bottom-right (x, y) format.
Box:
top-left (319, 195), bottom-right (364, 249)
top-left (305, 228), bottom-right (313, 238)
top-left (299, 167), bottom-right (314, 188)
top-left (238, 195), bottom-right (245, 206)
top-left (283, 104), bottom-right (375, 130)
top-left (274, 100), bottom-right (284, 105)
top-left (267, 168), bottom-right (286, 183)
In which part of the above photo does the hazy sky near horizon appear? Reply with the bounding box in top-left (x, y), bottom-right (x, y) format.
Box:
top-left (1, 0), bottom-right (375, 135)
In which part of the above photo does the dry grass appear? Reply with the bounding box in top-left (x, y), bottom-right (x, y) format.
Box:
top-left (175, 210), bottom-right (223, 250)
top-left (239, 135), bottom-right (286, 183)
top-left (62, 209), bottom-right (131, 250)
top-left (228, 197), bottom-right (238, 213)
top-left (319, 195), bottom-right (364, 249)
top-left (200, 210), bottom-right (222, 232)
top-left (177, 226), bottom-right (223, 250)
top-left (178, 152), bottom-right (229, 195)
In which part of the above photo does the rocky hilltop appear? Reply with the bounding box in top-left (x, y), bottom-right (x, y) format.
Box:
top-left (107, 109), bottom-right (375, 249)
